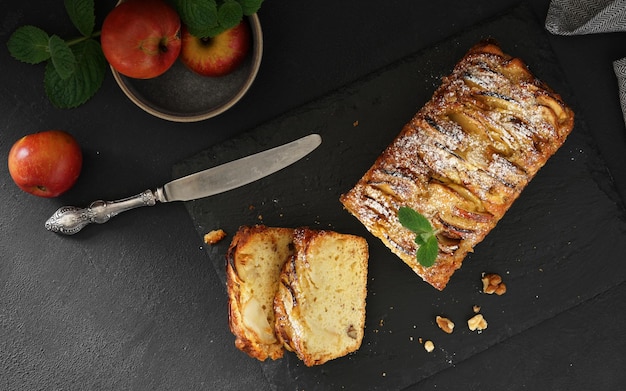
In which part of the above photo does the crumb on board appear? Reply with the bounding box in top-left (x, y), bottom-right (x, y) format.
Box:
top-left (203, 229), bottom-right (227, 245)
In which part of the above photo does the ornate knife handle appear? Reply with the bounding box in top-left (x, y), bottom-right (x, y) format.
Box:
top-left (45, 189), bottom-right (163, 235)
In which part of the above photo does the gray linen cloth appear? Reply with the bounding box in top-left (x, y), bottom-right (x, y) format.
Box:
top-left (545, 0), bottom-right (626, 126)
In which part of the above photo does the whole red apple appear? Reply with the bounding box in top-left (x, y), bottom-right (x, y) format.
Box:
top-left (180, 21), bottom-right (251, 77)
top-left (101, 0), bottom-right (181, 79)
top-left (8, 130), bottom-right (83, 198)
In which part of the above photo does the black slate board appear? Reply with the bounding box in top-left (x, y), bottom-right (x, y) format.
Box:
top-left (172, 5), bottom-right (626, 390)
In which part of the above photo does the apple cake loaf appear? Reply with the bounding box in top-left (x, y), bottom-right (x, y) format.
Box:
top-left (340, 40), bottom-right (575, 290)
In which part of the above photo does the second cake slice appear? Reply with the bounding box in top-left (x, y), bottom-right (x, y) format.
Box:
top-left (274, 228), bottom-right (369, 366)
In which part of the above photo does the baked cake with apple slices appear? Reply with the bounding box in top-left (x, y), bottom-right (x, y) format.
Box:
top-left (226, 225), bottom-right (294, 361)
top-left (274, 228), bottom-right (369, 367)
top-left (340, 40), bottom-right (574, 291)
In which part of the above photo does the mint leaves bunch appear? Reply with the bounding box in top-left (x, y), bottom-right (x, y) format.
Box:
top-left (174, 0), bottom-right (263, 38)
top-left (7, 0), bottom-right (106, 109)
top-left (398, 206), bottom-right (439, 267)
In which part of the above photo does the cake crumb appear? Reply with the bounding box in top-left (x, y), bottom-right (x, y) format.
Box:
top-left (203, 229), bottom-right (226, 245)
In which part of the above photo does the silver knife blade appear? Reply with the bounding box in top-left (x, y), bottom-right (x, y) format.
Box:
top-left (45, 134), bottom-right (322, 235)
top-left (161, 133), bottom-right (322, 202)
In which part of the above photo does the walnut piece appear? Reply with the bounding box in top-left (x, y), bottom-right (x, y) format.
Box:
top-left (467, 314), bottom-right (488, 331)
top-left (203, 229), bottom-right (227, 245)
top-left (435, 316), bottom-right (455, 334)
top-left (423, 340), bottom-right (435, 352)
top-left (482, 273), bottom-right (507, 295)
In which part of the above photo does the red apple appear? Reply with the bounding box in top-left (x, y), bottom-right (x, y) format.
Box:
top-left (8, 130), bottom-right (83, 198)
top-left (180, 21), bottom-right (251, 77)
top-left (101, 0), bottom-right (181, 79)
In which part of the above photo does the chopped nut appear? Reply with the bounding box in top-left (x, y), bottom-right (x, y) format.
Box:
top-left (203, 229), bottom-right (226, 245)
top-left (472, 305), bottom-right (481, 313)
top-left (489, 274), bottom-right (502, 284)
top-left (467, 314), bottom-right (488, 331)
top-left (424, 340), bottom-right (435, 352)
top-left (435, 316), bottom-right (455, 334)
top-left (484, 284), bottom-right (497, 294)
top-left (482, 273), bottom-right (506, 295)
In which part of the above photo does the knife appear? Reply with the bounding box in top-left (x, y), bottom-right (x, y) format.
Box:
top-left (45, 134), bottom-right (322, 235)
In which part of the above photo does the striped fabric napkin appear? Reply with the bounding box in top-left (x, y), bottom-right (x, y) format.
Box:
top-left (545, 0), bottom-right (626, 126)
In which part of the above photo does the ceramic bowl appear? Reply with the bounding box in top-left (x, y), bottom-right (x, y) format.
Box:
top-left (110, 14), bottom-right (263, 122)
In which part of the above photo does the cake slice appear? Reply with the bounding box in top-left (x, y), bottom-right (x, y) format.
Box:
top-left (226, 225), bottom-right (294, 361)
top-left (340, 40), bottom-right (574, 290)
top-left (274, 228), bottom-right (369, 366)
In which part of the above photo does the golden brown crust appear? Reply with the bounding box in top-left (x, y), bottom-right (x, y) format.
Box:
top-left (273, 252), bottom-right (297, 354)
top-left (340, 40), bottom-right (574, 290)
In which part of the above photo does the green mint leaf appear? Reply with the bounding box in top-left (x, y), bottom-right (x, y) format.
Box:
top-left (398, 206), bottom-right (433, 234)
top-left (398, 206), bottom-right (439, 267)
top-left (7, 25), bottom-right (51, 64)
top-left (175, 0), bottom-right (219, 38)
top-left (44, 38), bottom-right (105, 108)
top-left (205, 24), bottom-right (230, 38)
top-left (239, 0), bottom-right (263, 15)
top-left (218, 0), bottom-right (243, 30)
top-left (416, 235), bottom-right (438, 267)
top-left (64, 0), bottom-right (95, 37)
top-left (414, 231), bottom-right (430, 246)
top-left (48, 35), bottom-right (76, 80)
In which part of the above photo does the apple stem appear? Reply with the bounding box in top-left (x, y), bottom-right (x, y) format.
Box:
top-left (199, 36), bottom-right (214, 48)
top-left (159, 40), bottom-right (169, 53)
